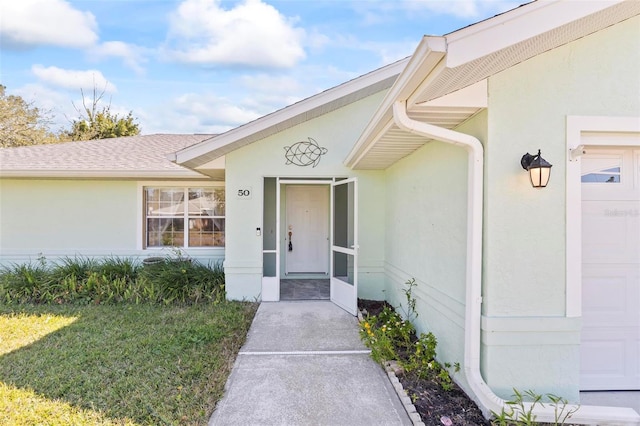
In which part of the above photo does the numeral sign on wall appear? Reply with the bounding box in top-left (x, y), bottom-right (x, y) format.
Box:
top-left (236, 187), bottom-right (252, 199)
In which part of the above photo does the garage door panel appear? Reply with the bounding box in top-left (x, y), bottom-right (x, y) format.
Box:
top-left (582, 265), bottom-right (639, 327)
top-left (582, 201), bottom-right (639, 263)
top-left (581, 147), bottom-right (639, 391)
top-left (580, 332), bottom-right (638, 390)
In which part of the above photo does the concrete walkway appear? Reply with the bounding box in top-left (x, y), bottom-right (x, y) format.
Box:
top-left (209, 301), bottom-right (412, 426)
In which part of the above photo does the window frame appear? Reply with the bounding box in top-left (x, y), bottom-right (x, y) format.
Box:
top-left (137, 181), bottom-right (225, 250)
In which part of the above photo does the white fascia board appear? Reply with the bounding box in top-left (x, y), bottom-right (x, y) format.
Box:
top-left (445, 0), bottom-right (627, 68)
top-left (344, 37), bottom-right (446, 168)
top-left (173, 59), bottom-right (408, 166)
top-left (0, 170), bottom-right (208, 179)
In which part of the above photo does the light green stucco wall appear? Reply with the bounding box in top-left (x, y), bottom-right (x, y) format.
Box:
top-left (383, 110), bottom-right (486, 393)
top-left (0, 179), bottom-right (224, 265)
top-left (481, 15), bottom-right (640, 400)
top-left (224, 92), bottom-right (387, 301)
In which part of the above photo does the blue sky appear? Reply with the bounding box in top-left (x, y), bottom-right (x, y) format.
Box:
top-left (1, 0), bottom-right (519, 135)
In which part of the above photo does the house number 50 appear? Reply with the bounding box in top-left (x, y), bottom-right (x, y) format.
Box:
top-left (236, 188), bottom-right (252, 199)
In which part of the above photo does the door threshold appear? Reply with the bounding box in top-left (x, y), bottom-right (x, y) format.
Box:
top-left (283, 274), bottom-right (329, 280)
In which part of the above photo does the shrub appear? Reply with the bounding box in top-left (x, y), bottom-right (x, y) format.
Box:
top-left (0, 261), bottom-right (51, 303)
top-left (0, 254), bottom-right (224, 305)
top-left (139, 257), bottom-right (225, 304)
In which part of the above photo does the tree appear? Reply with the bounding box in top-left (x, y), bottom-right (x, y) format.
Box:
top-left (64, 85), bottom-right (140, 141)
top-left (0, 85), bottom-right (57, 148)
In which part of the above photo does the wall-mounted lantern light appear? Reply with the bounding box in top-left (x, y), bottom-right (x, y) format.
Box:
top-left (521, 149), bottom-right (552, 188)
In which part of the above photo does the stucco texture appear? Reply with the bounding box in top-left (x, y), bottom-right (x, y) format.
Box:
top-left (480, 15), bottom-right (640, 400)
top-left (223, 92), bottom-right (387, 301)
top-left (384, 139), bottom-right (469, 371)
top-left (0, 180), bottom-right (138, 254)
top-left (0, 179), bottom-right (224, 266)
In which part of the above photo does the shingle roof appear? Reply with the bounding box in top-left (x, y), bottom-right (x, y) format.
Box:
top-left (0, 134), bottom-right (215, 178)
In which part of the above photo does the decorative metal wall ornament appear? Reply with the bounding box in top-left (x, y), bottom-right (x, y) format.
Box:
top-left (284, 137), bottom-right (328, 168)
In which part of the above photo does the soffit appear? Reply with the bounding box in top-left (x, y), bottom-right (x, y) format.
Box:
top-left (354, 106), bottom-right (483, 170)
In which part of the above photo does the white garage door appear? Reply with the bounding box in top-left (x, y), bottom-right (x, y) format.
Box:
top-left (580, 148), bottom-right (640, 391)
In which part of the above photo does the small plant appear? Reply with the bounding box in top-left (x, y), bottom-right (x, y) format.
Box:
top-left (360, 305), bottom-right (414, 363)
top-left (359, 278), bottom-right (460, 393)
top-left (547, 393), bottom-right (580, 425)
top-left (401, 277), bottom-right (418, 322)
top-left (490, 389), bottom-right (579, 426)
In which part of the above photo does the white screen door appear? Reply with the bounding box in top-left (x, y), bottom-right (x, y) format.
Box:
top-left (330, 178), bottom-right (358, 315)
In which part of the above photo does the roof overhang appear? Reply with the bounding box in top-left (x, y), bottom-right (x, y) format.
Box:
top-left (346, 0), bottom-right (640, 170)
top-left (0, 169), bottom-right (211, 179)
top-left (172, 58), bottom-right (409, 169)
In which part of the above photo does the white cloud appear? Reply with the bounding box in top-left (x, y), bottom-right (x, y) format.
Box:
top-left (239, 74), bottom-right (302, 97)
top-left (141, 91), bottom-right (265, 134)
top-left (164, 0), bottom-right (306, 68)
top-left (370, 42), bottom-right (415, 65)
top-left (175, 93), bottom-right (262, 126)
top-left (0, 0), bottom-right (98, 49)
top-left (31, 65), bottom-right (117, 93)
top-left (90, 41), bottom-right (148, 75)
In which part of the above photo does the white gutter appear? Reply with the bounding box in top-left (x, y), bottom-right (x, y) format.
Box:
top-left (392, 100), bottom-right (640, 425)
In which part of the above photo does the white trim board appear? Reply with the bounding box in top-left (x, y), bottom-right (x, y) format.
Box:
top-left (565, 115), bottom-right (640, 318)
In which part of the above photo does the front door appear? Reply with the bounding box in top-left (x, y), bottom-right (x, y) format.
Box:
top-left (330, 178), bottom-right (358, 315)
top-left (285, 185), bottom-right (329, 274)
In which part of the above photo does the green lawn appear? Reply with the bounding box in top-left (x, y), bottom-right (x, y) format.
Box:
top-left (0, 302), bottom-right (257, 425)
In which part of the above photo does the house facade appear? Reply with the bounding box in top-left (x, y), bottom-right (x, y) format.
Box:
top-left (0, 134), bottom-right (226, 266)
top-left (1, 1), bottom-right (639, 423)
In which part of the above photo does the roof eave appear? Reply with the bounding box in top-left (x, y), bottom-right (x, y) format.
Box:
top-left (344, 37), bottom-right (447, 168)
top-left (444, 0), bottom-right (629, 68)
top-left (0, 169), bottom-right (209, 179)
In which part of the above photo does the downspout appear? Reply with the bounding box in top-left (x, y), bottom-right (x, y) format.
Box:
top-left (392, 100), bottom-right (503, 416)
top-left (393, 101), bottom-right (640, 425)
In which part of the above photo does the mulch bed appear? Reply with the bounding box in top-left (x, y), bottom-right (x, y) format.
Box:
top-left (359, 299), bottom-right (491, 426)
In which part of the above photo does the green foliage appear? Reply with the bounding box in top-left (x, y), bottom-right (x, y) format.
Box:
top-left (490, 389), bottom-right (580, 426)
top-left (65, 108), bottom-right (140, 141)
top-left (63, 85), bottom-right (140, 141)
top-left (359, 278), bottom-right (458, 392)
top-left (139, 257), bottom-right (225, 305)
top-left (406, 332), bottom-right (437, 378)
top-left (0, 254), bottom-right (224, 305)
top-left (360, 305), bottom-right (414, 363)
top-left (402, 277), bottom-right (418, 321)
top-left (0, 85), bottom-right (58, 147)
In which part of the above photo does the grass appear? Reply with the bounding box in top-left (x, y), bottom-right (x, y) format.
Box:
top-left (0, 302), bottom-right (258, 425)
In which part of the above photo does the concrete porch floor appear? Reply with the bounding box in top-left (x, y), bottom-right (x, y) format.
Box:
top-left (580, 391), bottom-right (640, 415)
top-left (280, 279), bottom-right (330, 300)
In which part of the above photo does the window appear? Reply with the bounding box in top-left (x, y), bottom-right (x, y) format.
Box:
top-left (581, 166), bottom-right (621, 183)
top-left (581, 155), bottom-right (622, 183)
top-left (145, 187), bottom-right (225, 248)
